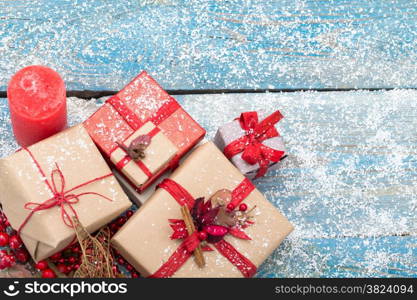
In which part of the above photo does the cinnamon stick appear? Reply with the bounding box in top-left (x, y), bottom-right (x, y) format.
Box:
top-left (181, 205), bottom-right (205, 268)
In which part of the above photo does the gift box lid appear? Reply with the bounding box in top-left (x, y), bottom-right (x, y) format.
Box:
top-left (112, 142), bottom-right (293, 277)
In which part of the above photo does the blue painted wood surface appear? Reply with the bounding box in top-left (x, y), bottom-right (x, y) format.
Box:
top-left (1, 0), bottom-right (416, 278)
top-left (1, 0), bottom-right (417, 91)
top-left (1, 90), bottom-right (416, 277)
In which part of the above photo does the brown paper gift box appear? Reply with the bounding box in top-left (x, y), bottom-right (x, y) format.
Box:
top-left (84, 71), bottom-right (205, 193)
top-left (112, 142), bottom-right (293, 277)
top-left (0, 125), bottom-right (131, 262)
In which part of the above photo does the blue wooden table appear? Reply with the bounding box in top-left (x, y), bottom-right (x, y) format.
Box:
top-left (0, 0), bottom-right (416, 277)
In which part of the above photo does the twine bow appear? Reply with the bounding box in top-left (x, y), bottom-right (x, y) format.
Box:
top-left (223, 111), bottom-right (285, 178)
top-left (18, 148), bottom-right (113, 235)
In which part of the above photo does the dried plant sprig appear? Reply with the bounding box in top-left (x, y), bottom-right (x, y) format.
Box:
top-left (72, 217), bottom-right (121, 278)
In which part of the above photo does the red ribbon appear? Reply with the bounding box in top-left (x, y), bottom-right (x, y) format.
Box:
top-left (107, 96), bottom-right (180, 180)
top-left (18, 147), bottom-right (114, 235)
top-left (149, 178), bottom-right (257, 278)
top-left (223, 111), bottom-right (285, 178)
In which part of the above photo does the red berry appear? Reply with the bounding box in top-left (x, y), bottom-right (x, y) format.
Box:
top-left (126, 264), bottom-right (133, 271)
top-left (50, 252), bottom-right (61, 261)
top-left (197, 231), bottom-right (208, 241)
top-left (72, 246), bottom-right (80, 254)
top-left (1, 255), bottom-right (16, 269)
top-left (204, 225), bottom-right (229, 237)
top-left (110, 224), bottom-right (119, 233)
top-left (226, 203), bottom-right (235, 211)
top-left (7, 255), bottom-right (16, 266)
top-left (116, 217), bottom-right (127, 226)
top-left (0, 232), bottom-right (9, 247)
top-left (57, 264), bottom-right (69, 274)
top-left (73, 264), bottom-right (80, 270)
top-left (15, 250), bottom-right (29, 263)
top-left (42, 269), bottom-right (56, 278)
top-left (117, 257), bottom-right (125, 265)
top-left (68, 256), bottom-right (76, 264)
top-left (35, 260), bottom-right (49, 270)
top-left (0, 260), bottom-right (7, 270)
top-left (126, 210), bottom-right (133, 218)
top-left (239, 203), bottom-right (248, 212)
top-left (131, 272), bottom-right (139, 278)
top-left (8, 235), bottom-right (22, 249)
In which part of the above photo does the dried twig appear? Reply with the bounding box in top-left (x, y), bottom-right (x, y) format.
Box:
top-left (72, 217), bottom-right (120, 278)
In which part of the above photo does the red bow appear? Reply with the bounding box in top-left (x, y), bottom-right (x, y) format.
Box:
top-left (149, 178), bottom-right (257, 278)
top-left (223, 111), bottom-right (285, 178)
top-left (18, 148), bottom-right (113, 235)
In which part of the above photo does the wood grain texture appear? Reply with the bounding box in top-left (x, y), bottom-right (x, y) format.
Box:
top-left (177, 91), bottom-right (417, 239)
top-left (1, 90), bottom-right (416, 277)
top-left (1, 0), bottom-right (416, 91)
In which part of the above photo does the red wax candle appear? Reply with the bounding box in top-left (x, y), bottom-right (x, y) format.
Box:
top-left (7, 66), bottom-right (67, 147)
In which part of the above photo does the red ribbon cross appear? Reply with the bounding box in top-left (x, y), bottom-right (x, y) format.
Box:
top-left (18, 147), bottom-right (114, 235)
top-left (149, 178), bottom-right (257, 278)
top-left (223, 111), bottom-right (285, 178)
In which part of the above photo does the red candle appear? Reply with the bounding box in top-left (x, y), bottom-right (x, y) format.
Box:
top-left (7, 65), bottom-right (67, 147)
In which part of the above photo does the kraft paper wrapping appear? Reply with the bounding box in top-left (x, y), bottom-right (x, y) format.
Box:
top-left (112, 142), bottom-right (293, 277)
top-left (110, 121), bottom-right (177, 188)
top-left (113, 139), bottom-right (208, 207)
top-left (0, 125), bottom-right (131, 262)
top-left (214, 112), bottom-right (286, 179)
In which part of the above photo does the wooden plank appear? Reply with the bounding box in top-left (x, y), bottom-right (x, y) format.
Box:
top-left (258, 236), bottom-right (417, 277)
top-left (1, 90), bottom-right (416, 277)
top-left (177, 90), bottom-right (417, 238)
top-left (1, 0), bottom-right (417, 91)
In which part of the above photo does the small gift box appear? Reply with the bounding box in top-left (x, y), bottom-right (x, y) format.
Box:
top-left (84, 71), bottom-right (205, 193)
top-left (214, 111), bottom-right (287, 179)
top-left (0, 125), bottom-right (131, 262)
top-left (112, 142), bottom-right (293, 277)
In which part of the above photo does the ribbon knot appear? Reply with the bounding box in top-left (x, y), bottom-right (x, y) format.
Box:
top-left (224, 111), bottom-right (285, 178)
top-left (150, 178), bottom-right (257, 278)
top-left (18, 149), bottom-right (114, 235)
top-left (183, 232), bottom-right (201, 253)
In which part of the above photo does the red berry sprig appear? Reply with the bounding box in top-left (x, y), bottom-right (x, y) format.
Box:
top-left (0, 210), bottom-right (30, 271)
top-left (45, 244), bottom-right (83, 276)
top-left (0, 232), bottom-right (9, 247)
top-left (41, 209), bottom-right (140, 278)
top-left (34, 260), bottom-right (57, 278)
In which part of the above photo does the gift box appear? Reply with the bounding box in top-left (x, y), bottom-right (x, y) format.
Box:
top-left (113, 139), bottom-right (208, 207)
top-left (84, 71), bottom-right (205, 193)
top-left (0, 125), bottom-right (131, 262)
top-left (112, 142), bottom-right (293, 277)
top-left (214, 111), bottom-right (287, 179)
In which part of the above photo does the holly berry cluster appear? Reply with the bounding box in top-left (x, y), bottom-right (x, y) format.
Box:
top-left (0, 210), bottom-right (30, 270)
top-left (34, 209), bottom-right (139, 278)
top-left (34, 244), bottom-right (83, 278)
top-left (0, 208), bottom-right (140, 278)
